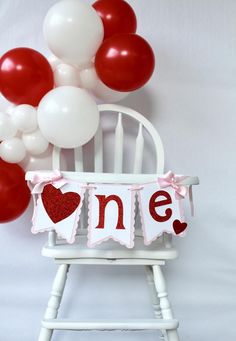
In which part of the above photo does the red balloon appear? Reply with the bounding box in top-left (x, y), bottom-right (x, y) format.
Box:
top-left (0, 47), bottom-right (54, 106)
top-left (95, 34), bottom-right (155, 92)
top-left (93, 0), bottom-right (137, 40)
top-left (0, 159), bottom-right (30, 223)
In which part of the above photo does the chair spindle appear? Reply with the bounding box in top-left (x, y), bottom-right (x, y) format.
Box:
top-left (94, 123), bottom-right (103, 172)
top-left (114, 112), bottom-right (123, 173)
top-left (133, 123), bottom-right (144, 174)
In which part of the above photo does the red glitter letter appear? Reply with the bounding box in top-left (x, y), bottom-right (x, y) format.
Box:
top-left (149, 190), bottom-right (172, 222)
top-left (95, 195), bottom-right (125, 229)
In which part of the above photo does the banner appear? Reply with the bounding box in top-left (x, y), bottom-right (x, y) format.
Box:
top-left (29, 171), bottom-right (192, 247)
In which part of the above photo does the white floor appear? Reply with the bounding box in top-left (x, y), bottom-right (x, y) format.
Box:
top-left (0, 1), bottom-right (236, 340)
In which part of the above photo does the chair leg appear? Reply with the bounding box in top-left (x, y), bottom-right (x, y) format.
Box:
top-left (153, 265), bottom-right (180, 341)
top-left (38, 264), bottom-right (70, 341)
top-left (145, 266), bottom-right (166, 340)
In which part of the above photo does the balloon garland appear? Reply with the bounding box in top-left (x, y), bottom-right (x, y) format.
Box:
top-left (0, 0), bottom-right (156, 222)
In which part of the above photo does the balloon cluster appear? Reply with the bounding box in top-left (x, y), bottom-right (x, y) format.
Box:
top-left (47, 0), bottom-right (155, 99)
top-left (0, 47), bottom-right (53, 164)
top-left (0, 0), bottom-right (156, 223)
top-left (0, 104), bottom-right (49, 164)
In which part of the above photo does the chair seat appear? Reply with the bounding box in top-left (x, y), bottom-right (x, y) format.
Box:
top-left (42, 235), bottom-right (178, 262)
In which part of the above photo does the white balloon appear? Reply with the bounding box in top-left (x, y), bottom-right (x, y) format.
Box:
top-left (20, 145), bottom-right (67, 171)
top-left (54, 64), bottom-right (80, 87)
top-left (79, 66), bottom-right (98, 90)
top-left (48, 54), bottom-right (61, 70)
top-left (0, 112), bottom-right (17, 140)
top-left (43, 0), bottom-right (104, 66)
top-left (0, 94), bottom-right (11, 112)
top-left (38, 86), bottom-right (99, 149)
top-left (79, 66), bottom-right (129, 103)
top-left (12, 105), bottom-right (38, 133)
top-left (93, 80), bottom-right (130, 103)
top-left (6, 104), bottom-right (16, 115)
top-left (22, 129), bottom-right (49, 155)
top-left (0, 137), bottom-right (26, 163)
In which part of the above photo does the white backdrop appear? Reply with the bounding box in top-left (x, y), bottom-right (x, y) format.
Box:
top-left (0, 1), bottom-right (236, 340)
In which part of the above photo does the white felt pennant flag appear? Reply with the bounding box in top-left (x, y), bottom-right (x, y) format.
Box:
top-left (138, 182), bottom-right (186, 245)
top-left (32, 182), bottom-right (86, 244)
top-left (87, 184), bottom-right (135, 248)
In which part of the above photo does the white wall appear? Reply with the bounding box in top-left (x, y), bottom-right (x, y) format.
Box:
top-left (0, 1), bottom-right (236, 340)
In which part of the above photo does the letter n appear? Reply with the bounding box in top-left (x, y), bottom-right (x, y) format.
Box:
top-left (95, 195), bottom-right (125, 230)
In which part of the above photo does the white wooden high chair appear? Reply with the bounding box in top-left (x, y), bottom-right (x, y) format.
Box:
top-left (26, 104), bottom-right (198, 341)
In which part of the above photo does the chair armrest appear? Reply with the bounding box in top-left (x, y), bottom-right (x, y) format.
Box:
top-left (26, 171), bottom-right (199, 186)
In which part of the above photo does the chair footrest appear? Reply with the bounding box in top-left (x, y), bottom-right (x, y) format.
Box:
top-left (42, 318), bottom-right (179, 331)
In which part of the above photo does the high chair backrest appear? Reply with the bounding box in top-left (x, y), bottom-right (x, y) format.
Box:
top-left (52, 104), bottom-right (165, 175)
top-left (49, 104), bottom-right (165, 245)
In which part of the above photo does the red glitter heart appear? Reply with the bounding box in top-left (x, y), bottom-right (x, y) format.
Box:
top-left (173, 219), bottom-right (188, 234)
top-left (41, 184), bottom-right (81, 224)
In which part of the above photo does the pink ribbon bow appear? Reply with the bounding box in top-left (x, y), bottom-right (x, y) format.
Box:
top-left (31, 170), bottom-right (67, 194)
top-left (158, 171), bottom-right (188, 199)
top-left (158, 171), bottom-right (194, 216)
